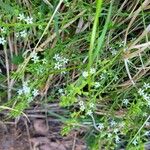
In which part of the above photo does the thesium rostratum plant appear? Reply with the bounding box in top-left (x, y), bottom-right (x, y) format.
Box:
top-left (0, 0), bottom-right (150, 149)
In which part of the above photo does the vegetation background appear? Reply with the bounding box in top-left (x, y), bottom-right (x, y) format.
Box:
top-left (0, 0), bottom-right (150, 149)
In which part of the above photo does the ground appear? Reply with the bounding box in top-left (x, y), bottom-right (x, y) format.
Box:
top-left (0, 116), bottom-right (87, 150)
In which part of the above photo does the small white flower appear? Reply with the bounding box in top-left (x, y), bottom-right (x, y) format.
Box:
top-left (145, 122), bottom-right (150, 126)
top-left (86, 110), bottom-right (92, 116)
top-left (22, 82), bottom-right (30, 94)
top-left (97, 123), bottom-right (104, 130)
top-left (122, 99), bottom-right (129, 106)
top-left (143, 83), bottom-right (150, 90)
top-left (115, 135), bottom-right (120, 143)
top-left (143, 93), bottom-right (150, 101)
top-left (94, 82), bottom-right (100, 88)
top-left (23, 86), bottom-right (30, 94)
top-left (20, 30), bottom-right (27, 38)
top-left (17, 89), bottom-right (23, 95)
top-left (58, 88), bottom-right (64, 94)
top-left (90, 68), bottom-right (96, 74)
top-left (0, 27), bottom-right (6, 34)
top-left (138, 88), bottom-right (144, 96)
top-left (107, 133), bottom-right (112, 138)
top-left (53, 54), bottom-right (60, 61)
top-left (100, 73), bottom-right (106, 80)
top-left (144, 131), bottom-right (150, 136)
top-left (15, 32), bottom-right (19, 38)
top-left (17, 13), bottom-right (25, 21)
top-left (111, 49), bottom-right (117, 55)
top-left (25, 16), bottom-right (33, 24)
top-left (89, 103), bottom-right (94, 108)
top-left (62, 57), bottom-right (69, 64)
top-left (54, 62), bottom-right (63, 69)
top-left (32, 89), bottom-right (39, 97)
top-left (42, 58), bottom-right (47, 64)
top-left (114, 128), bottom-right (119, 134)
top-left (132, 139), bottom-right (138, 145)
top-left (110, 120), bottom-right (117, 127)
top-left (79, 101), bottom-right (84, 106)
top-left (31, 51), bottom-right (39, 63)
top-left (80, 105), bottom-right (85, 111)
top-left (82, 71), bottom-right (88, 78)
top-left (143, 112), bottom-right (148, 117)
top-left (0, 37), bottom-right (6, 45)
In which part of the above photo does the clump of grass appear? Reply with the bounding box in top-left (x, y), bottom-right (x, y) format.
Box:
top-left (0, 0), bottom-right (150, 149)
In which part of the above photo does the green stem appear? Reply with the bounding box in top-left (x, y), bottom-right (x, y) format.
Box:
top-left (88, 0), bottom-right (103, 69)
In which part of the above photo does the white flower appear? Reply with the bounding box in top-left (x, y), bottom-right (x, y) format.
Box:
top-left (54, 62), bottom-right (63, 69)
top-left (82, 71), bottom-right (88, 78)
top-left (20, 30), bottom-right (27, 38)
top-left (132, 139), bottom-right (138, 145)
top-left (94, 82), bottom-right (100, 88)
top-left (86, 110), bottom-right (92, 116)
top-left (23, 86), bottom-right (30, 94)
top-left (62, 57), bottom-right (69, 64)
top-left (144, 131), bottom-right (150, 136)
top-left (107, 133), bottom-right (112, 138)
top-left (32, 89), bottom-right (39, 97)
top-left (143, 93), bottom-right (150, 101)
top-left (0, 27), bottom-right (6, 34)
top-left (25, 16), bottom-right (33, 24)
top-left (115, 135), bottom-right (120, 143)
top-left (42, 58), bottom-right (47, 64)
top-left (143, 112), bottom-right (148, 117)
top-left (97, 123), bottom-right (104, 130)
top-left (114, 128), bottom-right (119, 134)
top-left (53, 54), bottom-right (60, 61)
top-left (100, 73), bottom-right (106, 80)
top-left (79, 101), bottom-right (84, 106)
top-left (15, 33), bottom-right (19, 38)
top-left (145, 122), bottom-right (150, 126)
top-left (90, 68), bottom-right (96, 74)
top-left (111, 49), bottom-right (117, 55)
top-left (122, 99), bottom-right (129, 106)
top-left (22, 82), bottom-right (30, 94)
top-left (0, 37), bottom-right (6, 45)
top-left (17, 13), bottom-right (25, 21)
top-left (89, 103), bottom-right (94, 108)
top-left (31, 51), bottom-right (39, 63)
top-left (17, 89), bottom-right (23, 95)
top-left (58, 88), bottom-right (64, 94)
top-left (110, 120), bottom-right (117, 127)
top-left (143, 83), bottom-right (150, 90)
top-left (138, 88), bottom-right (144, 96)
top-left (80, 105), bottom-right (85, 111)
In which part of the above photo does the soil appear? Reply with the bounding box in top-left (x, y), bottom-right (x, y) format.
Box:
top-left (0, 118), bottom-right (87, 150)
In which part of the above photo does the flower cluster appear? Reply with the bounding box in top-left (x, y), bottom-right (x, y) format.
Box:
top-left (78, 100), bottom-right (85, 111)
top-left (53, 54), bottom-right (69, 73)
top-left (15, 30), bottom-right (28, 38)
top-left (17, 81), bottom-right (39, 102)
top-left (138, 82), bottom-right (150, 104)
top-left (82, 68), bottom-right (96, 78)
top-left (17, 13), bottom-right (33, 24)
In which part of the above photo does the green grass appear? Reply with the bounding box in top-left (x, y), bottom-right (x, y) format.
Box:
top-left (0, 0), bottom-right (150, 149)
